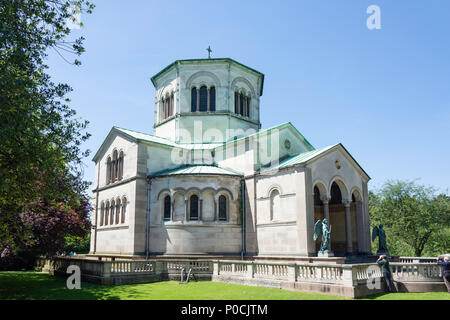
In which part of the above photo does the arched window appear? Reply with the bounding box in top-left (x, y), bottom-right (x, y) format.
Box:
top-left (121, 197), bottom-right (127, 223)
top-left (100, 202), bottom-right (105, 226)
top-left (163, 195), bottom-right (171, 221)
top-left (118, 151), bottom-right (124, 180)
top-left (239, 92), bottom-right (244, 116)
top-left (234, 91), bottom-right (239, 114)
top-left (169, 92), bottom-right (174, 117)
top-left (112, 150), bottom-right (118, 182)
top-left (110, 200), bottom-right (115, 225)
top-left (246, 96), bottom-right (251, 118)
top-left (189, 195), bottom-right (199, 220)
top-left (191, 87), bottom-right (197, 112)
top-left (218, 195), bottom-right (227, 221)
top-left (199, 86), bottom-right (207, 111)
top-left (209, 86), bottom-right (216, 111)
top-left (106, 157), bottom-right (112, 184)
top-left (115, 199), bottom-right (121, 224)
top-left (105, 202), bottom-right (110, 225)
top-left (163, 96), bottom-right (167, 119)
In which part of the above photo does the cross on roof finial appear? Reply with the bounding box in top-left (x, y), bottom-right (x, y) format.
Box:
top-left (206, 45), bottom-right (212, 59)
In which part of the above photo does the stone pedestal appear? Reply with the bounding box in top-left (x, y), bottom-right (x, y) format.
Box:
top-left (318, 252), bottom-right (334, 258)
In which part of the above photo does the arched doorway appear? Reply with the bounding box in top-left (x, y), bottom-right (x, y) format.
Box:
top-left (313, 186), bottom-right (324, 253)
top-left (328, 182), bottom-right (347, 255)
top-left (351, 189), bottom-right (364, 253)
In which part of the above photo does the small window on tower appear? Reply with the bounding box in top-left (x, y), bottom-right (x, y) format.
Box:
top-left (209, 86), bottom-right (216, 111)
top-left (191, 87), bottom-right (197, 112)
top-left (199, 86), bottom-right (207, 111)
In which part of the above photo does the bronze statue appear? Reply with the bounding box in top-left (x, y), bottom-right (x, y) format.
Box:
top-left (314, 218), bottom-right (331, 254)
top-left (372, 224), bottom-right (390, 256)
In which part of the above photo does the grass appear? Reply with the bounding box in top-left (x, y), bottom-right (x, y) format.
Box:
top-left (0, 271), bottom-right (448, 300)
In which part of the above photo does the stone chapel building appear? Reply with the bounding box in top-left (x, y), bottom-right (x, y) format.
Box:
top-left (89, 58), bottom-right (372, 258)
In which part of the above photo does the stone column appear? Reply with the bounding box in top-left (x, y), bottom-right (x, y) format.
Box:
top-left (184, 199), bottom-right (188, 222)
top-left (214, 198), bottom-right (218, 221)
top-left (355, 201), bottom-right (364, 253)
top-left (199, 199), bottom-right (203, 221)
top-left (237, 92), bottom-right (241, 114)
top-left (207, 88), bottom-right (210, 111)
top-left (343, 201), bottom-right (353, 254)
top-left (196, 89), bottom-right (200, 111)
top-left (322, 199), bottom-right (330, 221)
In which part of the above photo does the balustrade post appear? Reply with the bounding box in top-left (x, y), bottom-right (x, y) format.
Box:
top-left (342, 265), bottom-right (355, 286)
top-left (269, 264), bottom-right (274, 278)
top-left (213, 261), bottom-right (220, 276)
top-left (103, 261), bottom-right (111, 279)
top-left (287, 263), bottom-right (297, 282)
top-left (248, 262), bottom-right (254, 279)
top-left (154, 260), bottom-right (165, 274)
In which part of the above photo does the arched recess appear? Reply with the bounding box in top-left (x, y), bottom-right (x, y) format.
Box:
top-left (105, 201), bottom-right (110, 226)
top-left (328, 176), bottom-right (350, 202)
top-left (121, 196), bottom-right (127, 224)
top-left (267, 184), bottom-right (283, 198)
top-left (269, 188), bottom-right (281, 221)
top-left (327, 180), bottom-right (348, 254)
top-left (157, 189), bottom-right (172, 201)
top-left (216, 187), bottom-right (235, 201)
top-left (231, 77), bottom-right (256, 98)
top-left (99, 202), bottom-right (105, 226)
top-left (202, 189), bottom-right (215, 222)
top-left (115, 198), bottom-right (121, 224)
top-left (185, 188), bottom-right (202, 200)
top-left (185, 71), bottom-right (221, 89)
top-left (156, 81), bottom-right (176, 102)
top-left (172, 191), bottom-right (185, 221)
top-left (110, 200), bottom-right (115, 225)
top-left (351, 187), bottom-right (364, 253)
top-left (312, 181), bottom-right (328, 253)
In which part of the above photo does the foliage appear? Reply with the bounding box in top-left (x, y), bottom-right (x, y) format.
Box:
top-left (0, 273), bottom-right (346, 300)
top-left (1, 272), bottom-right (449, 300)
top-left (0, 0), bottom-right (95, 269)
top-left (64, 233), bottom-right (90, 254)
top-left (369, 180), bottom-right (450, 257)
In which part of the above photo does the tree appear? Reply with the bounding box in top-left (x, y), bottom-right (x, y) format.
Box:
top-left (369, 180), bottom-right (450, 257)
top-left (0, 0), bottom-right (95, 268)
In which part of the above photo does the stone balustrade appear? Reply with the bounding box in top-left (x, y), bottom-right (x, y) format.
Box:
top-left (38, 256), bottom-right (445, 297)
top-left (398, 257), bottom-right (439, 264)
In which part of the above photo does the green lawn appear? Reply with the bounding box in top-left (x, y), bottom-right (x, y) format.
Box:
top-left (0, 272), bottom-right (448, 300)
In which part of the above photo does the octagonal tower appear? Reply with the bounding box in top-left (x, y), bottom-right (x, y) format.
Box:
top-left (151, 58), bottom-right (264, 144)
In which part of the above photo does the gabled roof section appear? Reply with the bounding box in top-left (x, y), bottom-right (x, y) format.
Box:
top-left (150, 164), bottom-right (243, 178)
top-left (216, 122), bottom-right (315, 152)
top-left (151, 58), bottom-right (265, 96)
top-left (92, 126), bottom-right (180, 162)
top-left (264, 144), bottom-right (338, 171)
top-left (263, 143), bottom-right (370, 180)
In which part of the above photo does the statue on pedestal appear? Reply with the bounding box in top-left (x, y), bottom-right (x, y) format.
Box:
top-left (372, 224), bottom-right (390, 256)
top-left (314, 218), bottom-right (333, 256)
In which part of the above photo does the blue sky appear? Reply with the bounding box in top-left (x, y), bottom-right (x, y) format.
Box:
top-left (46, 0), bottom-right (450, 193)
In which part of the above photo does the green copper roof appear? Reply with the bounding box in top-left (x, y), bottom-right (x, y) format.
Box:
top-left (263, 144), bottom-right (338, 171)
top-left (262, 143), bottom-right (371, 180)
top-left (150, 58), bottom-right (265, 96)
top-left (150, 165), bottom-right (243, 178)
top-left (114, 127), bottom-right (180, 148)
